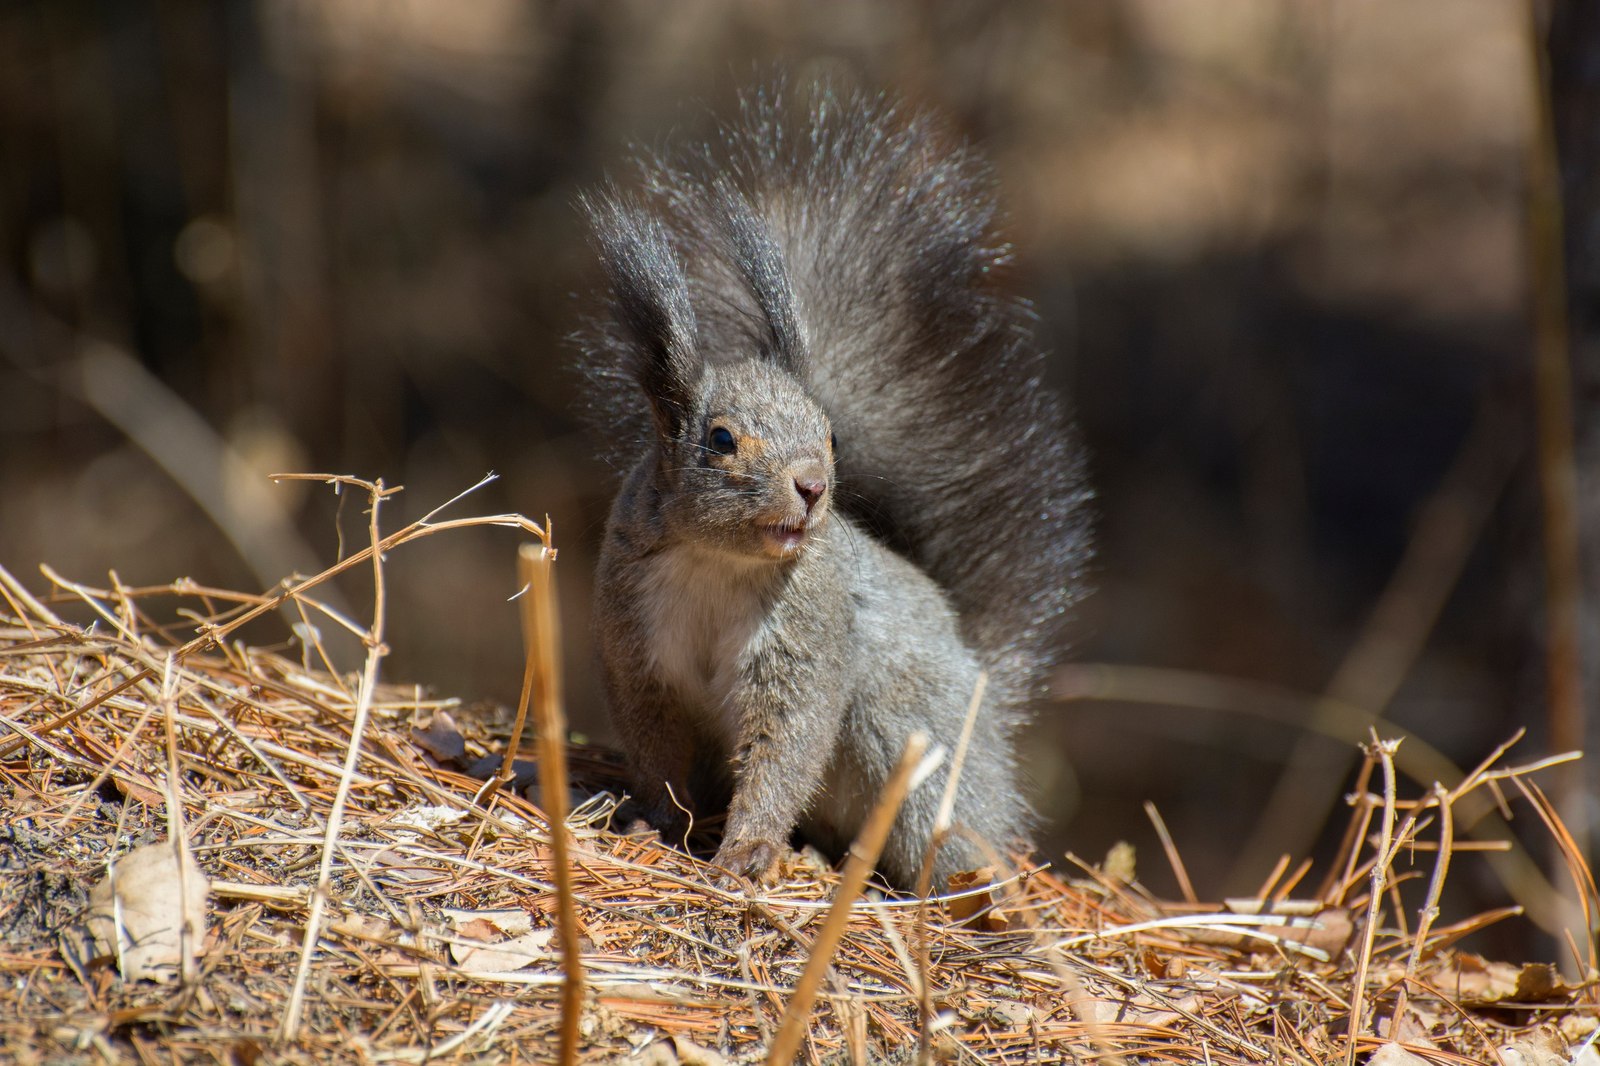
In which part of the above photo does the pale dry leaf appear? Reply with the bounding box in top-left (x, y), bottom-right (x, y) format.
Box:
top-left (445, 907), bottom-right (534, 938)
top-left (111, 774), bottom-right (165, 807)
top-left (1500, 1026), bottom-right (1573, 1066)
top-left (453, 918), bottom-right (503, 941)
top-left (1561, 1016), bottom-right (1600, 1043)
top-left (1448, 957), bottom-right (1578, 1007)
top-left (1367, 1042), bottom-right (1432, 1066)
top-left (617, 1044), bottom-right (677, 1066)
top-left (1186, 900), bottom-right (1354, 956)
top-left (86, 841), bottom-right (209, 983)
top-left (616, 1036), bottom-right (731, 1066)
top-left (368, 848), bottom-right (449, 887)
top-left (390, 803), bottom-right (469, 834)
top-left (449, 927), bottom-right (555, 971)
top-left (980, 999), bottom-right (1036, 1027)
top-left (1496, 1041), bottom-right (1568, 1066)
top-left (667, 1035), bottom-right (731, 1066)
top-left (327, 913), bottom-right (399, 942)
top-left (1386, 1004), bottom-right (1441, 1047)
top-left (1080, 992), bottom-right (1199, 1030)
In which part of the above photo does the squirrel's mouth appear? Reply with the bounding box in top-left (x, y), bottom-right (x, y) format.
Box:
top-left (757, 517), bottom-right (811, 556)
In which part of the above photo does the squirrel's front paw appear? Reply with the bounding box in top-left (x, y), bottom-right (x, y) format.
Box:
top-left (712, 837), bottom-right (784, 887)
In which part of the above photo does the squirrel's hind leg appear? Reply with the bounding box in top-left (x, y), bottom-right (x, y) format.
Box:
top-left (609, 682), bottom-right (699, 852)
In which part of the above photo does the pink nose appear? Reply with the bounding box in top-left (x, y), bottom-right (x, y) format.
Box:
top-left (794, 476), bottom-right (826, 513)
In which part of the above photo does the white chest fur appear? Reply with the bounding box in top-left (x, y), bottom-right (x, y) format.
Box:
top-left (636, 546), bottom-right (773, 743)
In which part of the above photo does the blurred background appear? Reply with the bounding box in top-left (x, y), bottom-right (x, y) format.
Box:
top-left (3, 1), bottom-right (1594, 955)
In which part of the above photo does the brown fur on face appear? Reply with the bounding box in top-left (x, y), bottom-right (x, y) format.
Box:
top-left (652, 359), bottom-right (834, 562)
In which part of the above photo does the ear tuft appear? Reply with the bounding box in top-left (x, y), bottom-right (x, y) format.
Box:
top-left (583, 190), bottom-right (700, 435)
top-left (716, 183), bottom-right (806, 371)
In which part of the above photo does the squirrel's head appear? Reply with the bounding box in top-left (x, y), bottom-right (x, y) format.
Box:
top-left (665, 358), bottom-right (834, 560)
top-left (588, 188), bottom-right (835, 561)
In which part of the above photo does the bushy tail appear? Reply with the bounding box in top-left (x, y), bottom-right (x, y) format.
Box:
top-left (581, 84), bottom-right (1093, 707)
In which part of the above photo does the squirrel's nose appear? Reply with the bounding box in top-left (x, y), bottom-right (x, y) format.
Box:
top-left (793, 473), bottom-right (827, 514)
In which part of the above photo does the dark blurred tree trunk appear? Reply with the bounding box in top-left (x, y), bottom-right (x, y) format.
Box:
top-left (1550, 3), bottom-right (1600, 413)
top-left (1544, 0), bottom-right (1600, 849)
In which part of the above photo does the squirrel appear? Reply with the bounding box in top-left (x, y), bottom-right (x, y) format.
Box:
top-left (578, 84), bottom-right (1092, 890)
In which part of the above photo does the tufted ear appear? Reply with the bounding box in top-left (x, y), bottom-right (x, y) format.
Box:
top-left (584, 190), bottom-right (700, 438)
top-left (717, 183), bottom-right (806, 372)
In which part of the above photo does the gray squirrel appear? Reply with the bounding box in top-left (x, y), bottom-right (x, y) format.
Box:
top-left (579, 85), bottom-right (1091, 889)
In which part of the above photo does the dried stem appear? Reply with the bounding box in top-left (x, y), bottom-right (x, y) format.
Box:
top-left (1344, 733), bottom-right (1399, 1066)
top-left (159, 652), bottom-right (199, 986)
top-left (1392, 784), bottom-right (1453, 1034)
top-left (519, 542), bottom-right (584, 1066)
top-left (0, 472), bottom-right (544, 761)
top-left (914, 670), bottom-right (985, 1066)
top-left (281, 477), bottom-right (393, 1042)
top-left (1145, 801), bottom-right (1198, 904)
top-left (768, 732), bottom-right (928, 1066)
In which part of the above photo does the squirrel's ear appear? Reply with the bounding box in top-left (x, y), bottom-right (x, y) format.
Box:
top-left (584, 191), bottom-right (700, 437)
top-left (718, 185), bottom-right (806, 371)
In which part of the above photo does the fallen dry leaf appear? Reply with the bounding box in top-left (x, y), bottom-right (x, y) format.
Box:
top-left (666, 1036), bottom-right (731, 1065)
top-left (1367, 1042), bottom-right (1432, 1066)
top-left (621, 1035), bottom-right (731, 1066)
top-left (975, 999), bottom-right (1036, 1027)
top-left (85, 841), bottom-right (208, 983)
top-left (1445, 956), bottom-right (1580, 1007)
top-left (1176, 900), bottom-right (1354, 957)
top-left (1496, 1025), bottom-right (1575, 1066)
top-left (117, 776), bottom-right (167, 807)
top-left (1561, 1016), bottom-right (1600, 1043)
top-left (1497, 1040), bottom-right (1568, 1066)
top-left (1079, 991), bottom-right (1200, 1030)
top-left (410, 711), bottom-right (467, 764)
top-left (445, 908), bottom-right (554, 971)
top-left (449, 928), bottom-right (555, 971)
top-left (947, 867), bottom-right (1012, 930)
top-left (445, 907), bottom-right (533, 938)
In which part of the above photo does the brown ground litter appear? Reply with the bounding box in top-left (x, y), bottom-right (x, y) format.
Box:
top-left (0, 479), bottom-right (1594, 1064)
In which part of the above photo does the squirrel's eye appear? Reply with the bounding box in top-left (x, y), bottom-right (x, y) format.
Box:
top-left (830, 432), bottom-right (839, 456)
top-left (707, 426), bottom-right (736, 455)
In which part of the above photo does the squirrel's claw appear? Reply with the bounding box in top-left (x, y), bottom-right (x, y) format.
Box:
top-left (712, 836), bottom-right (784, 888)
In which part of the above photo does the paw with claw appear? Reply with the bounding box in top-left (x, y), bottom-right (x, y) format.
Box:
top-left (712, 836), bottom-right (785, 887)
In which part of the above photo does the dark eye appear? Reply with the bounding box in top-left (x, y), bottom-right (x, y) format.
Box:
top-left (829, 432), bottom-right (838, 457)
top-left (707, 426), bottom-right (736, 455)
